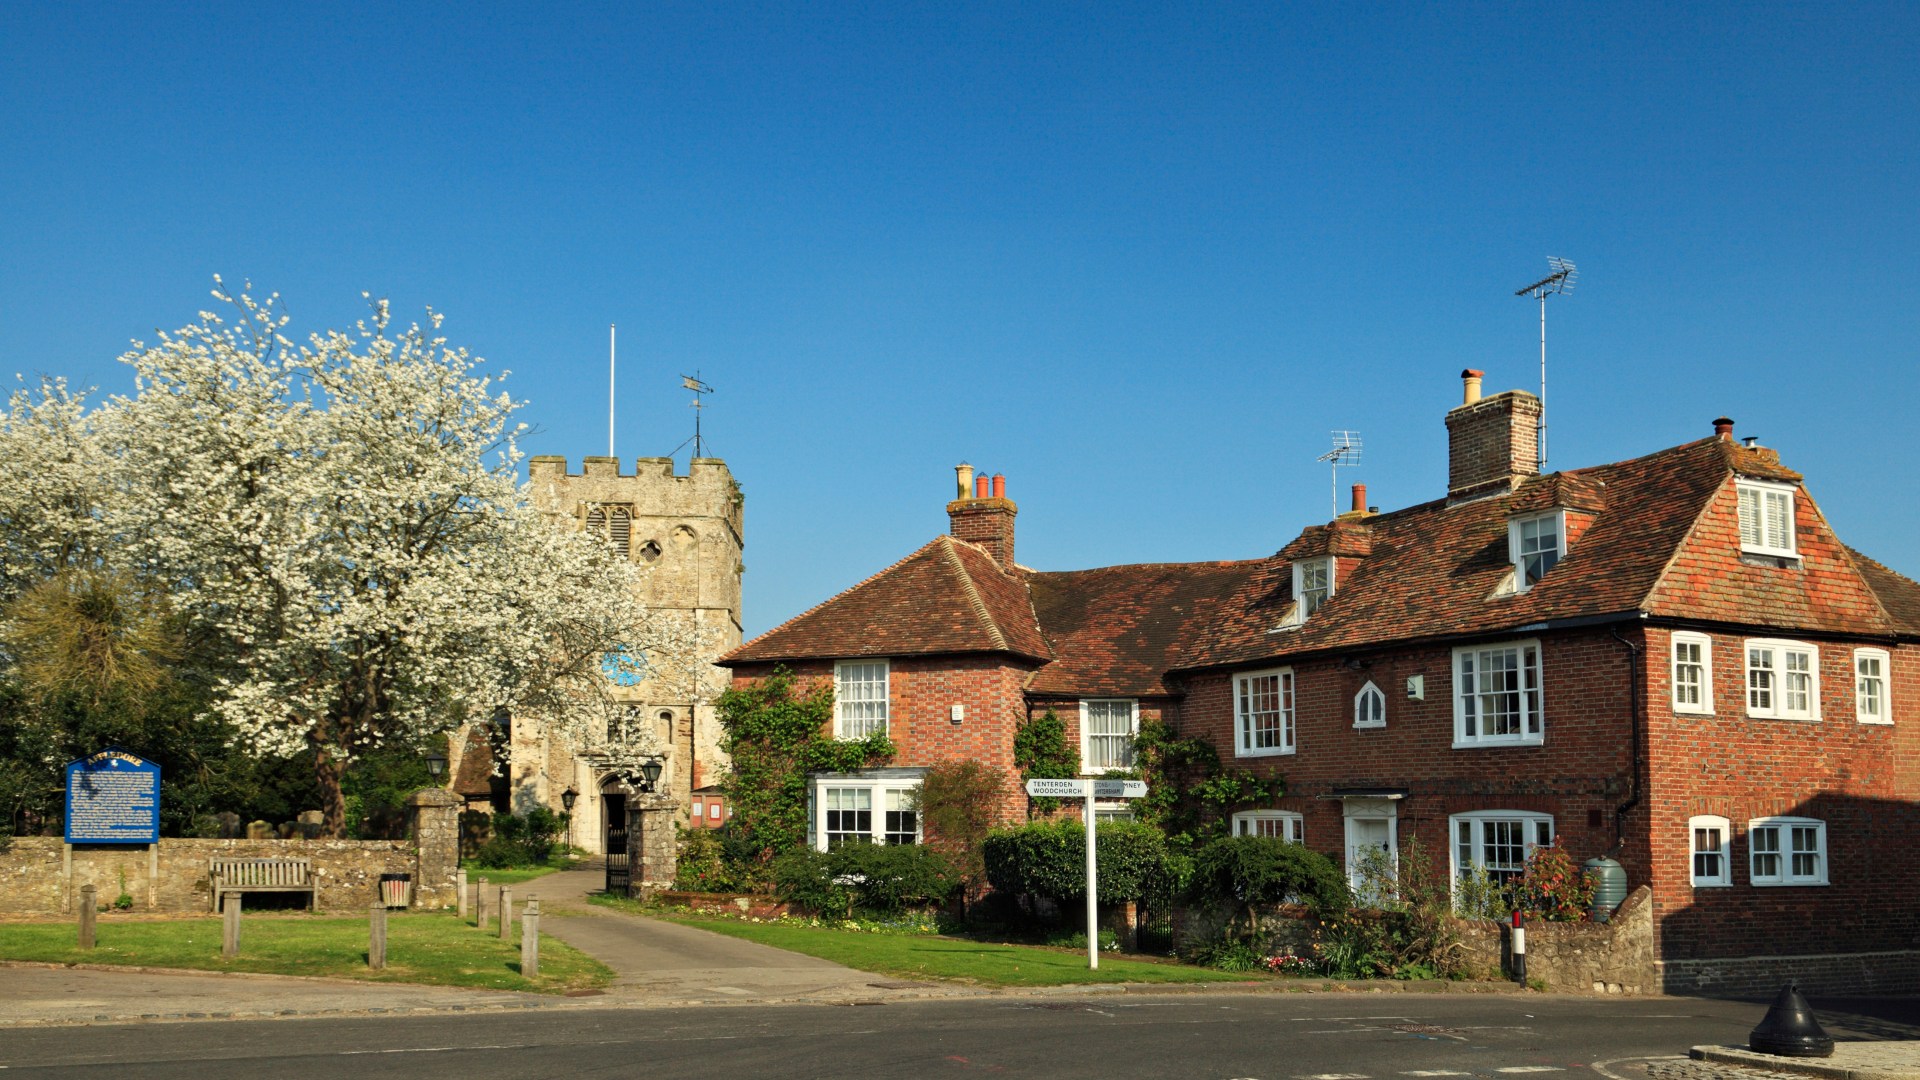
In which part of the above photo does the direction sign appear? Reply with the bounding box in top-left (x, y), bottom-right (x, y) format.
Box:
top-left (1092, 779), bottom-right (1147, 799)
top-left (1024, 778), bottom-right (1147, 799)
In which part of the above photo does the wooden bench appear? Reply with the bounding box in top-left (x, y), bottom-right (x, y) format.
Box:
top-left (208, 857), bottom-right (316, 911)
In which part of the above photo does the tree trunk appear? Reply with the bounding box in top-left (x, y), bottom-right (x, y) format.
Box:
top-left (313, 742), bottom-right (349, 838)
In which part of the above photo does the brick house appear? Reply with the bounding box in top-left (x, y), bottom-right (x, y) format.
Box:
top-left (719, 370), bottom-right (1919, 993)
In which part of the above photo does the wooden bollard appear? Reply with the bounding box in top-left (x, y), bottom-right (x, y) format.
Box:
top-left (369, 902), bottom-right (387, 969)
top-left (520, 897), bottom-right (540, 978)
top-left (475, 876), bottom-right (489, 930)
top-left (498, 886), bottom-right (513, 941)
top-left (456, 867), bottom-right (468, 920)
top-left (78, 884), bottom-right (97, 950)
top-left (222, 894), bottom-right (242, 958)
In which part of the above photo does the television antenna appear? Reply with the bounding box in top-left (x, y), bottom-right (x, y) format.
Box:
top-left (671, 373), bottom-right (714, 463)
top-left (1514, 256), bottom-right (1577, 468)
top-left (1316, 430), bottom-right (1362, 518)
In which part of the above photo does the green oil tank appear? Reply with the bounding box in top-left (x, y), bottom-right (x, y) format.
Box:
top-left (1584, 856), bottom-right (1627, 920)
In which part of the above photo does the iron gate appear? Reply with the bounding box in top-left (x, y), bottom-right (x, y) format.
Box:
top-left (605, 824), bottom-right (630, 894)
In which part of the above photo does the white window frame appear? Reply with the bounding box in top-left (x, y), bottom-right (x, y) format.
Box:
top-left (1079, 698), bottom-right (1140, 773)
top-left (833, 659), bottom-right (890, 738)
top-left (1745, 639), bottom-right (1820, 721)
top-left (810, 777), bottom-right (922, 851)
top-left (1291, 557), bottom-right (1335, 620)
top-left (1855, 648), bottom-right (1891, 725)
top-left (1747, 816), bottom-right (1828, 886)
top-left (1093, 801), bottom-right (1136, 824)
top-left (1232, 809), bottom-right (1304, 843)
top-left (1509, 510), bottom-right (1566, 591)
top-left (1452, 639), bottom-right (1544, 748)
top-left (1672, 632), bottom-right (1715, 715)
top-left (1353, 680), bottom-right (1386, 729)
top-left (1233, 667), bottom-right (1296, 757)
top-left (1736, 480), bottom-right (1798, 559)
top-left (1449, 810), bottom-right (1554, 888)
top-left (1690, 814), bottom-right (1731, 887)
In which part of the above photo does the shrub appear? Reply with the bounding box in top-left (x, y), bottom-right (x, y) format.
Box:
top-left (1511, 841), bottom-right (1594, 921)
top-left (771, 848), bottom-right (850, 916)
top-left (1188, 835), bottom-right (1348, 915)
top-left (673, 827), bottom-right (735, 893)
top-left (466, 809), bottom-right (571, 868)
top-left (916, 760), bottom-right (1006, 898)
top-left (1316, 834), bottom-right (1469, 980)
top-left (771, 842), bottom-right (961, 916)
top-left (981, 820), bottom-right (1170, 910)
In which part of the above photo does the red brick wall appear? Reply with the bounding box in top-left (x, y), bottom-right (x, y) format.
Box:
top-left (1642, 625), bottom-right (1919, 960)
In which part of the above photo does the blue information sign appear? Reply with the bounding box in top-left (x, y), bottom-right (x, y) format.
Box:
top-left (64, 749), bottom-right (161, 844)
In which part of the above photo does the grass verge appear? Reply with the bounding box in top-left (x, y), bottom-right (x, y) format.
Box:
top-left (0, 911), bottom-right (612, 993)
top-left (588, 896), bottom-right (1255, 988)
top-left (461, 864), bottom-right (566, 886)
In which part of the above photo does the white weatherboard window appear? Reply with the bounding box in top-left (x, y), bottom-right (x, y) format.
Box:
top-left (1451, 811), bottom-right (1553, 887)
top-left (1234, 668), bottom-right (1295, 757)
top-left (1453, 640), bottom-right (1544, 747)
top-left (834, 660), bottom-right (890, 738)
top-left (1736, 480), bottom-right (1797, 558)
top-left (1746, 640), bottom-right (1819, 721)
top-left (1509, 511), bottom-right (1565, 590)
top-left (1080, 699), bottom-right (1139, 772)
top-left (1293, 557), bottom-right (1334, 618)
top-left (1232, 810), bottom-right (1304, 843)
top-left (1748, 817), bottom-right (1827, 886)
top-left (1690, 814), bottom-right (1731, 887)
top-left (1353, 681), bottom-right (1387, 729)
top-left (812, 778), bottom-right (921, 850)
top-left (1856, 648), bottom-right (1891, 724)
top-left (1672, 632), bottom-right (1714, 715)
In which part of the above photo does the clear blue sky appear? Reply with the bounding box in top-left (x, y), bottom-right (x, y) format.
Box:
top-left (4, 3), bottom-right (1916, 637)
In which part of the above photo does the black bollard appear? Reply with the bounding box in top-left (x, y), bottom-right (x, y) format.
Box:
top-left (1749, 983), bottom-right (1834, 1058)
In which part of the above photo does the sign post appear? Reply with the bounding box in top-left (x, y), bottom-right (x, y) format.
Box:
top-left (1025, 777), bottom-right (1148, 969)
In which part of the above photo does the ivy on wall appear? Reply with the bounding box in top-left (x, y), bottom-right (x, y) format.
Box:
top-left (1012, 709), bottom-right (1079, 812)
top-left (1120, 718), bottom-right (1285, 850)
top-left (716, 665), bottom-right (893, 871)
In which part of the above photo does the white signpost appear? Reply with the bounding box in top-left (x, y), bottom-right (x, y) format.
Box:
top-left (1024, 777), bottom-right (1148, 969)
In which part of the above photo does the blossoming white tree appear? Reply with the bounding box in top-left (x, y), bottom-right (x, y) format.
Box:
top-left (68, 283), bottom-right (703, 835)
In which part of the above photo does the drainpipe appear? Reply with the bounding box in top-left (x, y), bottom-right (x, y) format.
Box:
top-left (1609, 625), bottom-right (1642, 851)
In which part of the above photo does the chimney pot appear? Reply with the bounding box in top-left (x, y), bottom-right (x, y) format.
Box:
top-left (955, 462), bottom-right (974, 501)
top-left (1462, 369), bottom-right (1485, 405)
top-left (975, 474), bottom-right (991, 499)
top-left (991, 474), bottom-right (1006, 500)
top-left (1351, 483), bottom-right (1367, 514)
top-left (1714, 417), bottom-right (1735, 440)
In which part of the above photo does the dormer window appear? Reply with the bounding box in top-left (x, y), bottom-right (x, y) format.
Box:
top-left (1293, 557), bottom-right (1334, 618)
top-left (1736, 480), bottom-right (1797, 558)
top-left (1508, 511), bottom-right (1564, 590)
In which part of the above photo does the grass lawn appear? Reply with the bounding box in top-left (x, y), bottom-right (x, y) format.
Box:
top-left (592, 899), bottom-right (1256, 988)
top-left (0, 910), bottom-right (611, 993)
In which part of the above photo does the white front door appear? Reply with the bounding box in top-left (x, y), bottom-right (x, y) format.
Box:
top-left (1342, 798), bottom-right (1398, 905)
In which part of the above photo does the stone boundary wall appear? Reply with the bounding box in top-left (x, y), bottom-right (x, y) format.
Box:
top-left (1657, 948), bottom-right (1920, 998)
top-left (1455, 887), bottom-right (1657, 993)
top-left (0, 788), bottom-right (461, 915)
top-left (652, 890), bottom-right (795, 918)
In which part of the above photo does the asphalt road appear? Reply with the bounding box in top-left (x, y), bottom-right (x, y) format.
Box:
top-left (4, 992), bottom-right (1912, 1080)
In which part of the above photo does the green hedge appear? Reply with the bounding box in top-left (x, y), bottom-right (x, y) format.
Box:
top-left (771, 842), bottom-right (960, 916)
top-left (981, 820), bottom-right (1169, 905)
top-left (1186, 835), bottom-right (1348, 914)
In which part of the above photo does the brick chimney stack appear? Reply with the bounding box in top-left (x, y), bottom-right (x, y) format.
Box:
top-left (1446, 369), bottom-right (1541, 503)
top-left (947, 463), bottom-right (1017, 569)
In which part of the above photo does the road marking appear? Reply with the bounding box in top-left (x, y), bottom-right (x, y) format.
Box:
top-left (1303, 1073), bottom-right (1371, 1078)
top-left (340, 1045), bottom-right (526, 1055)
top-left (1497, 1068), bottom-right (1566, 1073)
top-left (1402, 1071), bottom-right (1471, 1076)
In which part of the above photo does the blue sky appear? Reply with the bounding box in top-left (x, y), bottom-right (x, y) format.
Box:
top-left (4, 3), bottom-right (1916, 636)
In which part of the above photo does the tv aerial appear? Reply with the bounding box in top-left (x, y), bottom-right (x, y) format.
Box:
top-left (1514, 256), bottom-right (1577, 468)
top-left (1316, 430), bottom-right (1362, 518)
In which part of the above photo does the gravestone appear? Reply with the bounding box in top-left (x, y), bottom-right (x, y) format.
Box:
top-left (216, 812), bottom-right (241, 839)
top-left (276, 821), bottom-right (296, 839)
top-left (296, 811), bottom-right (324, 839)
top-left (246, 820), bottom-right (272, 840)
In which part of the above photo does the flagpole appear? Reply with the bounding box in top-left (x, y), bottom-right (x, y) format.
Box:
top-left (608, 323), bottom-right (616, 458)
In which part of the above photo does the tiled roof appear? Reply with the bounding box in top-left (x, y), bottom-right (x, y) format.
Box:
top-left (1844, 547), bottom-right (1920, 638)
top-left (1182, 437), bottom-right (1882, 671)
top-left (1025, 559), bottom-right (1269, 697)
top-left (720, 535), bottom-right (1050, 664)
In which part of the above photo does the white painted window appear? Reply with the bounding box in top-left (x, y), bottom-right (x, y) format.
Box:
top-left (1451, 811), bottom-right (1553, 887)
top-left (1856, 648), bottom-right (1891, 724)
top-left (1748, 817), bottom-right (1827, 886)
top-left (1509, 511), bottom-right (1565, 590)
top-left (1234, 668), bottom-right (1295, 757)
top-left (1736, 480), bottom-right (1797, 558)
top-left (1745, 640), bottom-right (1819, 720)
top-left (1452, 640), bottom-right (1544, 747)
top-left (1080, 699), bottom-right (1139, 772)
top-left (834, 660), bottom-right (890, 738)
top-left (811, 778), bottom-right (921, 850)
top-left (1690, 814), bottom-right (1731, 887)
top-left (1293, 557), bottom-right (1334, 618)
top-left (1672, 632), bottom-right (1714, 714)
top-left (1232, 810), bottom-right (1304, 843)
top-left (1353, 681), bottom-right (1387, 729)
top-left (1093, 801), bottom-right (1136, 824)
